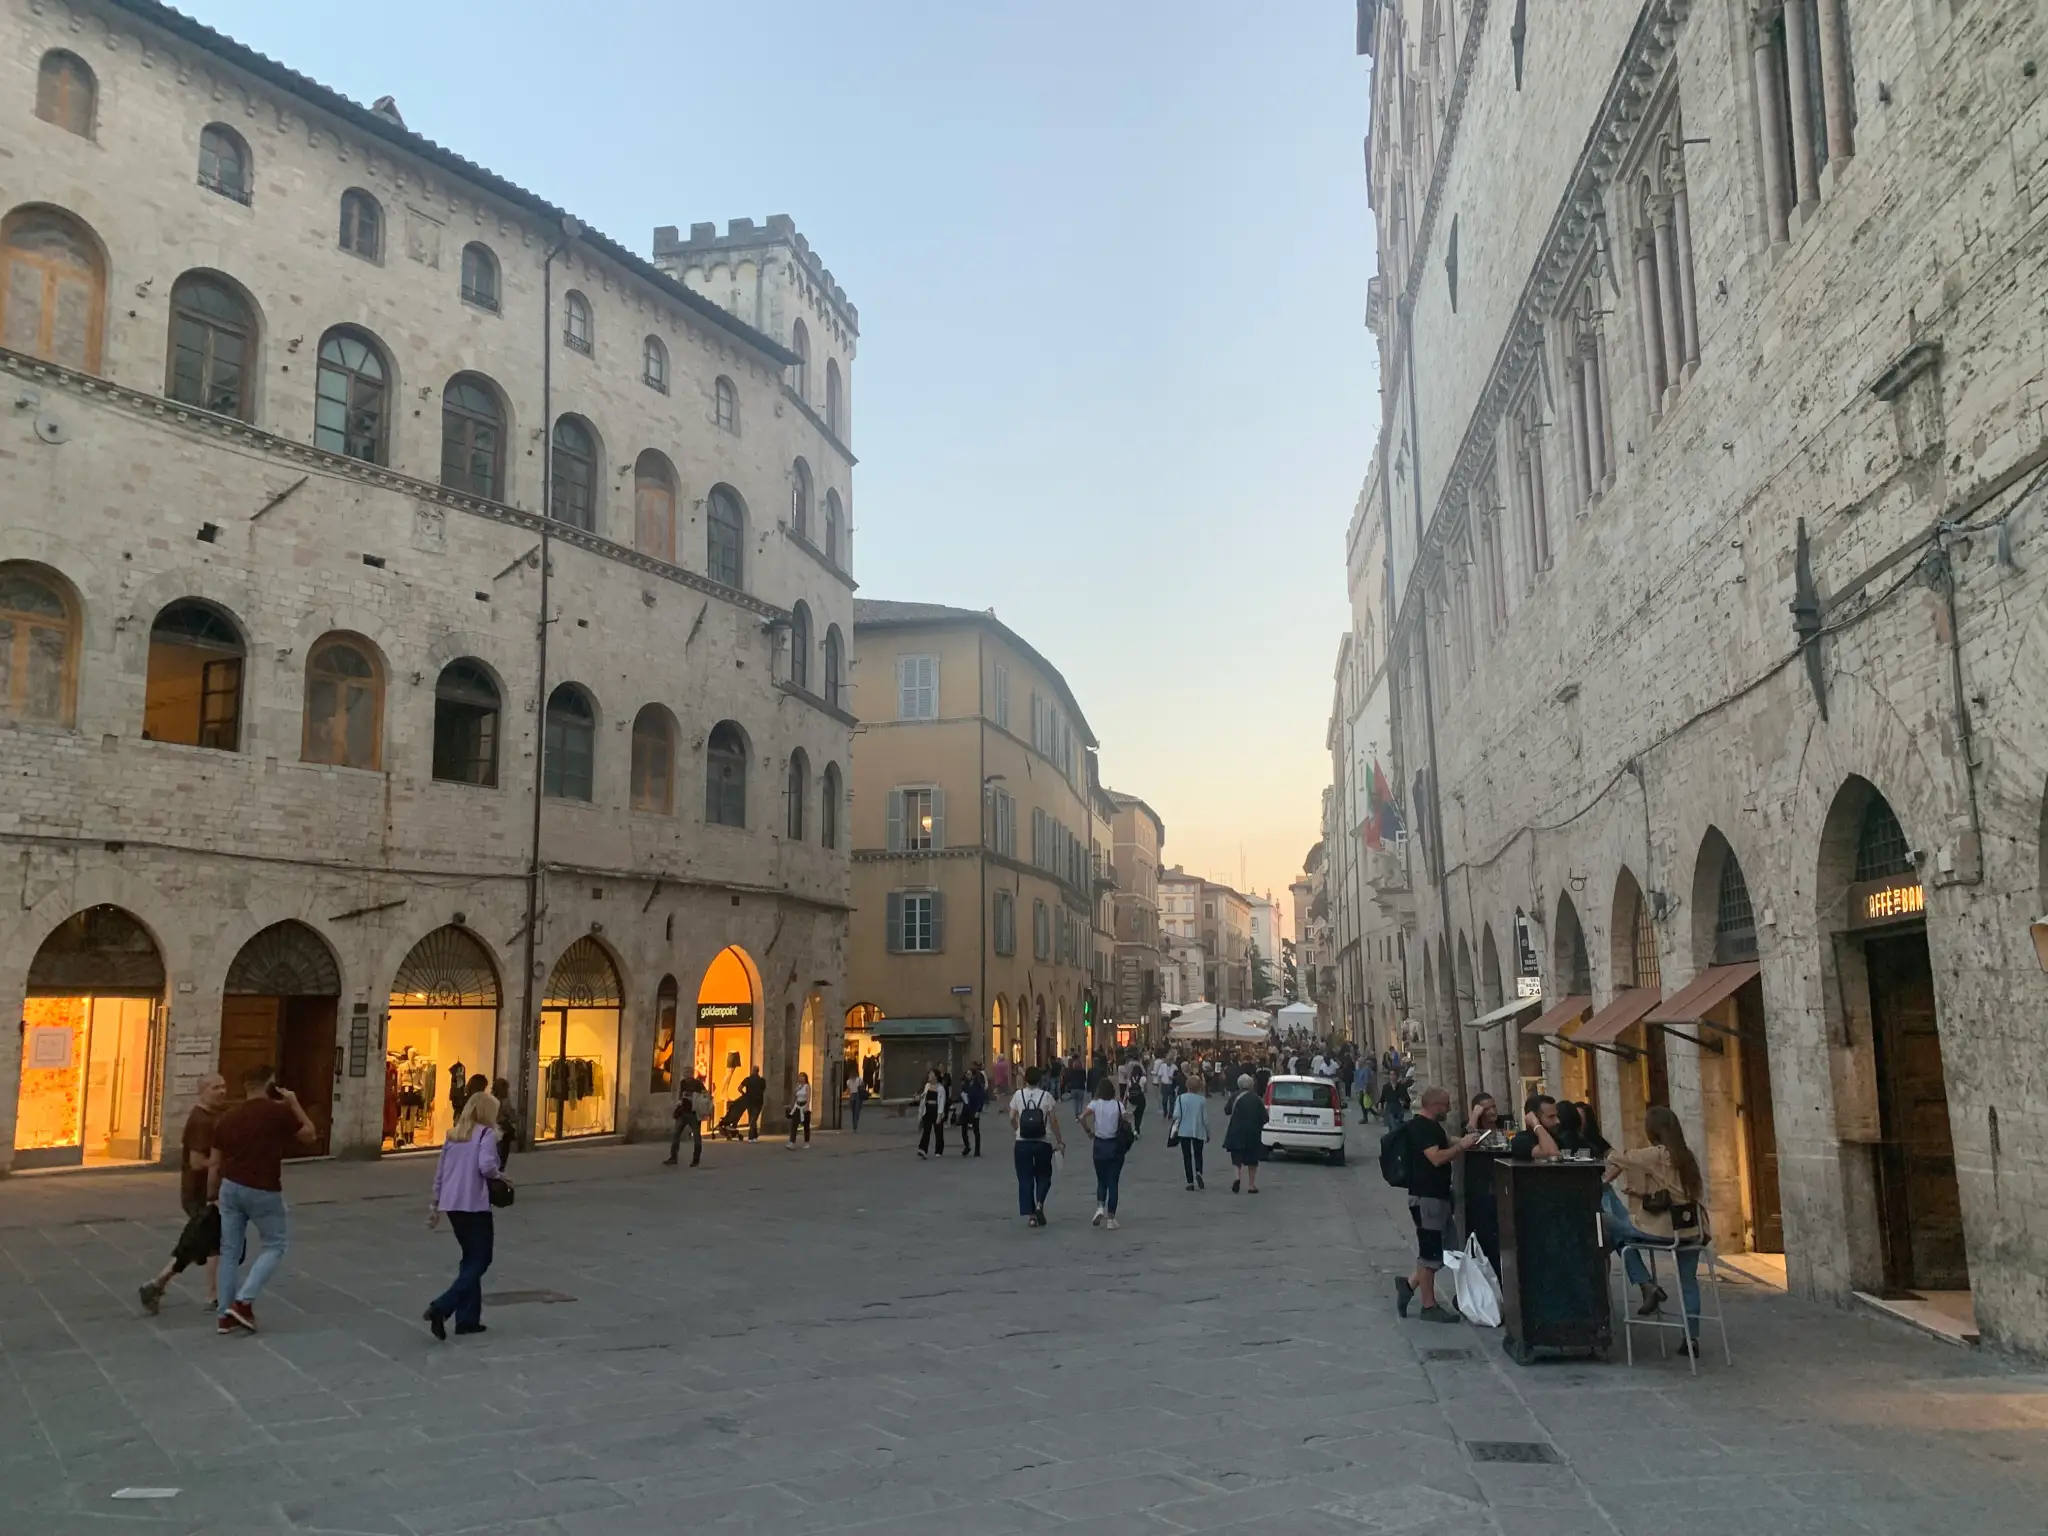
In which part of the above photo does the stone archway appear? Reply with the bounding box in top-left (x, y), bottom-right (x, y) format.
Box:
top-left (696, 945), bottom-right (762, 1135)
top-left (220, 920), bottom-right (342, 1156)
top-left (384, 925), bottom-right (501, 1154)
top-left (536, 936), bottom-right (623, 1143)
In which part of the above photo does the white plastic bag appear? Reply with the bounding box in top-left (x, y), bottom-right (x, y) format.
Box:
top-left (1450, 1234), bottom-right (1502, 1327)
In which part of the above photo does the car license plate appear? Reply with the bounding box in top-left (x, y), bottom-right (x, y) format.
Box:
top-left (1286, 1113), bottom-right (1316, 1124)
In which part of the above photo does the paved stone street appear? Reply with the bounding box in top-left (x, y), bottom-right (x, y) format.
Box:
top-left (3, 1114), bottom-right (2046, 1536)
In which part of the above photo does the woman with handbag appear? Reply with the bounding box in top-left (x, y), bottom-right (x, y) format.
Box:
top-left (1603, 1106), bottom-right (1707, 1356)
top-left (1080, 1078), bottom-right (1130, 1229)
top-left (1171, 1072), bottom-right (1209, 1191)
top-left (423, 1087), bottom-right (509, 1340)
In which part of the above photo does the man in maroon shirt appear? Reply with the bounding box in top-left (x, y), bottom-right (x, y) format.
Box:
top-left (137, 1072), bottom-right (228, 1315)
top-left (207, 1064), bottom-right (317, 1335)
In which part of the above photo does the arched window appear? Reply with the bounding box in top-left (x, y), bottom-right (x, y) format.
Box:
top-left (643, 334), bottom-right (668, 392)
top-left (825, 357), bottom-right (843, 437)
top-left (630, 704), bottom-right (675, 814)
top-left (790, 318), bottom-right (810, 401)
top-left (143, 600), bottom-right (242, 750)
top-left (314, 326), bottom-right (389, 463)
top-left (550, 416), bottom-right (598, 531)
top-left (166, 273), bottom-right (255, 420)
top-left (1856, 796), bottom-right (1913, 881)
top-left (543, 684), bottom-right (595, 801)
top-left (302, 633), bottom-right (382, 769)
top-left (705, 721), bottom-right (747, 826)
top-left (633, 450), bottom-right (677, 562)
top-left (440, 373), bottom-right (505, 499)
top-left (786, 749), bottom-right (809, 841)
top-left (823, 624), bottom-right (844, 710)
top-left (197, 124), bottom-right (252, 203)
top-left (338, 189), bottom-right (382, 259)
top-left (824, 490), bottom-right (843, 569)
top-left (35, 52), bottom-right (95, 137)
top-left (431, 660), bottom-right (499, 787)
top-left (563, 290), bottom-right (592, 353)
top-left (460, 243), bottom-right (499, 311)
top-left (706, 485), bottom-right (745, 588)
top-left (821, 762), bottom-right (841, 849)
top-left (788, 601), bottom-right (812, 691)
top-left (0, 562), bottom-right (78, 725)
top-left (0, 206), bottom-right (106, 373)
top-left (714, 375), bottom-right (738, 432)
top-left (790, 457), bottom-right (812, 540)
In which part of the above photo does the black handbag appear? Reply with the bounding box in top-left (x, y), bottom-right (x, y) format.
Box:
top-left (486, 1175), bottom-right (515, 1209)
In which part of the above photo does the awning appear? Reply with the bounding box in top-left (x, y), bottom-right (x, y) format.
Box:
top-left (1575, 988), bottom-right (1662, 1047)
top-left (1467, 995), bottom-right (1541, 1030)
top-left (1645, 962), bottom-right (1760, 1026)
top-left (1523, 995), bottom-right (1591, 1037)
top-left (867, 1017), bottom-right (970, 1039)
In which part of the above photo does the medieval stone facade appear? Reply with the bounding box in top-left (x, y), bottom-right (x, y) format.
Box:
top-left (1360, 0), bottom-right (2048, 1353)
top-left (0, 0), bottom-right (856, 1170)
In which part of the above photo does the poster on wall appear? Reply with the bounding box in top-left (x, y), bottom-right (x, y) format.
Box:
top-left (29, 1025), bottom-right (75, 1069)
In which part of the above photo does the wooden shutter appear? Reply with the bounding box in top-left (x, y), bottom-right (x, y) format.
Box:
top-left (930, 892), bottom-right (945, 953)
top-left (886, 891), bottom-right (905, 953)
top-left (929, 787), bottom-right (946, 849)
top-left (895, 657), bottom-right (911, 719)
top-left (886, 789), bottom-right (904, 851)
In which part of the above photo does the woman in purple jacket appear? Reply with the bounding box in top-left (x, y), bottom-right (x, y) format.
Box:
top-left (424, 1088), bottom-right (506, 1339)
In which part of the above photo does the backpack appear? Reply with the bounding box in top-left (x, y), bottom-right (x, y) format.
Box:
top-left (1379, 1120), bottom-right (1414, 1188)
top-left (1017, 1090), bottom-right (1048, 1142)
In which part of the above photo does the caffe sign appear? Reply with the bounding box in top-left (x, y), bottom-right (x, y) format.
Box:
top-left (1848, 876), bottom-right (1925, 929)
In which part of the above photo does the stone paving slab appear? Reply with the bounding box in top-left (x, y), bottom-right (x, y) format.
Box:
top-left (2, 1116), bottom-right (2046, 1534)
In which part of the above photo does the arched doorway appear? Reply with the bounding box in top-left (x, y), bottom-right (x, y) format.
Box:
top-left (385, 926), bottom-right (500, 1152)
top-left (1549, 893), bottom-right (1595, 1109)
top-left (844, 1002), bottom-right (884, 1097)
top-left (1679, 830), bottom-right (1781, 1255)
top-left (990, 996), bottom-right (1006, 1062)
top-left (695, 945), bottom-right (760, 1132)
top-left (537, 937), bottom-right (621, 1142)
top-left (1608, 869), bottom-right (1665, 1147)
top-left (14, 906), bottom-right (166, 1169)
top-left (799, 993), bottom-right (822, 1123)
top-left (1819, 778), bottom-right (1966, 1295)
top-left (1034, 995), bottom-right (1048, 1065)
top-left (220, 921), bottom-right (340, 1156)
top-left (649, 975), bottom-right (680, 1096)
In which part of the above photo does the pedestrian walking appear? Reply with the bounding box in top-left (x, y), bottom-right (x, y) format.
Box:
top-left (846, 1066), bottom-right (869, 1131)
top-left (989, 1053), bottom-right (1010, 1105)
top-left (1171, 1071), bottom-right (1210, 1190)
top-left (138, 1072), bottom-right (228, 1315)
top-left (1081, 1079), bottom-right (1129, 1229)
top-left (1010, 1065), bottom-right (1064, 1227)
top-left (1222, 1073), bottom-right (1268, 1194)
top-left (957, 1065), bottom-right (987, 1157)
top-left (1124, 1071), bottom-right (1146, 1139)
top-left (786, 1071), bottom-right (812, 1146)
top-left (423, 1086), bottom-right (507, 1339)
top-left (208, 1065), bottom-right (318, 1335)
top-left (1394, 1086), bottom-right (1479, 1324)
top-left (666, 1069), bottom-right (706, 1166)
top-left (1061, 1056), bottom-right (1088, 1123)
top-left (740, 1065), bottom-right (766, 1140)
top-left (490, 1077), bottom-right (518, 1165)
top-left (916, 1068), bottom-right (948, 1159)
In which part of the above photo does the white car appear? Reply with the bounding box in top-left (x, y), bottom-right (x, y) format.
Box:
top-left (1261, 1075), bottom-right (1347, 1165)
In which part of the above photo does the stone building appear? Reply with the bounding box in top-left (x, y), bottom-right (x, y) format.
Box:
top-left (0, 0), bottom-right (856, 1170)
top-left (1158, 865), bottom-right (1206, 1006)
top-left (844, 601), bottom-right (1101, 1086)
top-left (1106, 792), bottom-right (1166, 1041)
top-left (1360, 0), bottom-right (2048, 1351)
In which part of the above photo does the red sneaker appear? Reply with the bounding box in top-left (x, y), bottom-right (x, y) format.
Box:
top-left (215, 1314), bottom-right (238, 1336)
top-left (226, 1300), bottom-right (258, 1333)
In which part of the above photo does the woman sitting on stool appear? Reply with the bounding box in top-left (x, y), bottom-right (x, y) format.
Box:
top-left (1603, 1106), bottom-right (1706, 1356)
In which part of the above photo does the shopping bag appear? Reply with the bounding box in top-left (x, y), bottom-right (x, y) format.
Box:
top-left (1451, 1235), bottom-right (1502, 1327)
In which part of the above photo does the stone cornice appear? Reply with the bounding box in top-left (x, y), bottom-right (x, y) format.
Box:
top-left (0, 347), bottom-right (787, 621)
top-left (780, 523), bottom-right (857, 591)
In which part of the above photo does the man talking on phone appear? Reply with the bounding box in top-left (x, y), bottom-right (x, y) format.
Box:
top-left (207, 1064), bottom-right (318, 1335)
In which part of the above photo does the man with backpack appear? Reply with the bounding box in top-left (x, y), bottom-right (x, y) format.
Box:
top-left (1009, 1065), bottom-right (1066, 1228)
top-left (1381, 1085), bottom-right (1479, 1323)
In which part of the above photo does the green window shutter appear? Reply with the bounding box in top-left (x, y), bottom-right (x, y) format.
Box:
top-left (929, 787), bottom-right (946, 849)
top-left (886, 891), bottom-right (905, 953)
top-left (886, 789), bottom-right (904, 852)
top-left (930, 891), bottom-right (945, 953)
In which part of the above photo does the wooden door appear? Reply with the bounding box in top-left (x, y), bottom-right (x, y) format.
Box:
top-left (216, 995), bottom-right (280, 1094)
top-left (279, 996), bottom-right (336, 1156)
top-left (1866, 934), bottom-right (1967, 1291)
top-left (1735, 978), bottom-right (1783, 1252)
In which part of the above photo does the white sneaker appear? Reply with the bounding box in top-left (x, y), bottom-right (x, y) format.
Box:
top-left (1105, 1217), bottom-right (1120, 1230)
top-left (1091, 1207), bottom-right (1105, 1226)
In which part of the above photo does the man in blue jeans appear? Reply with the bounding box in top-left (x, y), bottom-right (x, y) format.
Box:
top-left (207, 1065), bottom-right (317, 1335)
top-left (1009, 1066), bottom-right (1066, 1228)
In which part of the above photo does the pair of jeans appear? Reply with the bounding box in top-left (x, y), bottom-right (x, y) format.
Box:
top-left (787, 1108), bottom-right (811, 1144)
top-left (216, 1180), bottom-right (289, 1313)
top-left (1093, 1140), bottom-right (1126, 1215)
top-left (848, 1095), bottom-right (864, 1131)
top-left (1014, 1138), bottom-right (1053, 1215)
top-left (1603, 1186), bottom-right (1701, 1339)
top-left (429, 1210), bottom-right (494, 1329)
top-left (918, 1111), bottom-right (946, 1155)
top-left (668, 1111), bottom-right (701, 1165)
top-left (957, 1113), bottom-right (981, 1156)
top-left (1179, 1136), bottom-right (1206, 1183)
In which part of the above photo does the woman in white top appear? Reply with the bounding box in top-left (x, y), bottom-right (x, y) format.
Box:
top-left (1171, 1072), bottom-right (1210, 1191)
top-left (1080, 1079), bottom-right (1128, 1229)
top-left (916, 1069), bottom-right (947, 1159)
top-left (785, 1071), bottom-right (811, 1147)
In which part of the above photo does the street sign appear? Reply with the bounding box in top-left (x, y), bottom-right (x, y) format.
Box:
top-left (950, 984), bottom-right (974, 995)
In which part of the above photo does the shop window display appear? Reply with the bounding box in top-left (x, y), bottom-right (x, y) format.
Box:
top-left (385, 925), bottom-right (500, 1152)
top-left (535, 937), bottom-right (620, 1142)
top-left (696, 946), bottom-right (761, 1127)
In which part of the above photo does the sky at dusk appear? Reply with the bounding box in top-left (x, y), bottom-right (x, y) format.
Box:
top-left (182, 0), bottom-right (1381, 922)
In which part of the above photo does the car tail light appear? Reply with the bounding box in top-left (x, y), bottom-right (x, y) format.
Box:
top-left (1263, 1083), bottom-right (1273, 1106)
top-left (1335, 1107), bottom-right (1345, 1127)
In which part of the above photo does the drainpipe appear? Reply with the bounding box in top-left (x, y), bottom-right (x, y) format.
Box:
top-left (1398, 291), bottom-right (1471, 1127)
top-left (514, 217), bottom-right (581, 1145)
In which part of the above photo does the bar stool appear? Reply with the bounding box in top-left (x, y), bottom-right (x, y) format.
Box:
top-left (1615, 1209), bottom-right (1731, 1374)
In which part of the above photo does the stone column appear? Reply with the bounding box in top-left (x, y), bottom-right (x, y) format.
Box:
top-left (1565, 356), bottom-right (1593, 509)
top-left (1784, 0), bottom-right (1821, 213)
top-left (1635, 230), bottom-right (1666, 418)
top-left (1673, 183), bottom-right (1702, 371)
top-left (1587, 335), bottom-right (1613, 488)
top-left (1653, 200), bottom-right (1686, 403)
top-left (1527, 416), bottom-right (1551, 565)
top-left (1816, 0), bottom-right (1855, 165)
top-left (1752, 9), bottom-right (1792, 245)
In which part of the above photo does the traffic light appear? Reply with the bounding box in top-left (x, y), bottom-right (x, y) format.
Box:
top-left (1083, 992), bottom-right (1097, 1033)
